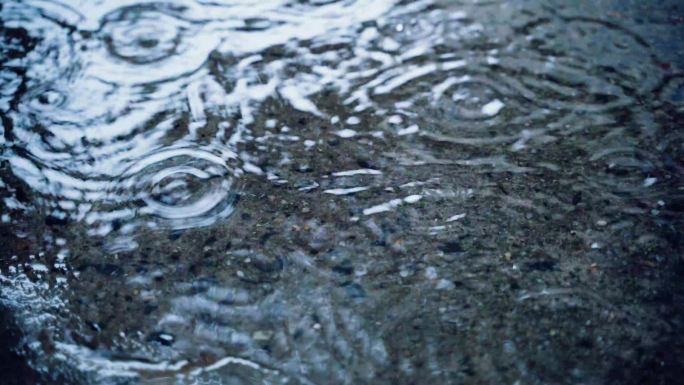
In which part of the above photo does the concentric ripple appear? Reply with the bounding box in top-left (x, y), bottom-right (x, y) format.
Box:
top-left (102, 4), bottom-right (185, 65)
top-left (0, 1), bottom-right (80, 84)
top-left (15, 77), bottom-right (129, 133)
top-left (522, 15), bottom-right (663, 95)
top-left (587, 146), bottom-right (663, 196)
top-left (105, 145), bottom-right (241, 231)
top-left (421, 71), bottom-right (550, 138)
top-left (327, 3), bottom-right (661, 151)
top-left (85, 2), bottom-right (220, 84)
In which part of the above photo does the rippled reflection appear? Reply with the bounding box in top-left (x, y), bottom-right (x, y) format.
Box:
top-left (105, 145), bottom-right (240, 230)
top-left (1, 0), bottom-right (683, 384)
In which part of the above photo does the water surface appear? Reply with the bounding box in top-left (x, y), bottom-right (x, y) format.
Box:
top-left (1, 0), bottom-right (683, 384)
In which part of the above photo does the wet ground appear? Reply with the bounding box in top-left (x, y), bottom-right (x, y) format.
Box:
top-left (1, 0), bottom-right (684, 384)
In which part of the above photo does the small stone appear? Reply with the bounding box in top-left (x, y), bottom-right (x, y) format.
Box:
top-left (388, 115), bottom-right (403, 124)
top-left (332, 259), bottom-right (354, 275)
top-left (86, 321), bottom-right (101, 333)
top-left (596, 220), bottom-right (607, 227)
top-left (572, 192), bottom-right (582, 205)
top-left (345, 283), bottom-right (366, 299)
top-left (425, 267), bottom-right (438, 280)
top-left (440, 241), bottom-right (464, 253)
top-left (589, 263), bottom-right (599, 273)
top-left (643, 177), bottom-right (657, 187)
top-left (335, 129), bottom-right (357, 138)
top-left (149, 332), bottom-right (174, 346)
top-left (481, 99), bottom-right (505, 116)
top-left (252, 330), bottom-right (273, 341)
top-left (436, 279), bottom-right (455, 290)
top-left (346, 116), bottom-right (361, 125)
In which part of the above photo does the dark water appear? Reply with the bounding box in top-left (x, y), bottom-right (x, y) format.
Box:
top-left (1, 0), bottom-right (683, 384)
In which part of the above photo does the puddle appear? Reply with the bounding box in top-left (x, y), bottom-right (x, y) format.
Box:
top-left (1, 0), bottom-right (683, 384)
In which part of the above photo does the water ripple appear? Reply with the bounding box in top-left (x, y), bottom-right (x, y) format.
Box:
top-left (0, 0), bottom-right (681, 384)
top-left (111, 145), bottom-right (240, 230)
top-left (89, 2), bottom-right (220, 84)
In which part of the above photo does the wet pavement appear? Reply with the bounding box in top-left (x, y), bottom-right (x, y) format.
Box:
top-left (1, 0), bottom-right (683, 384)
